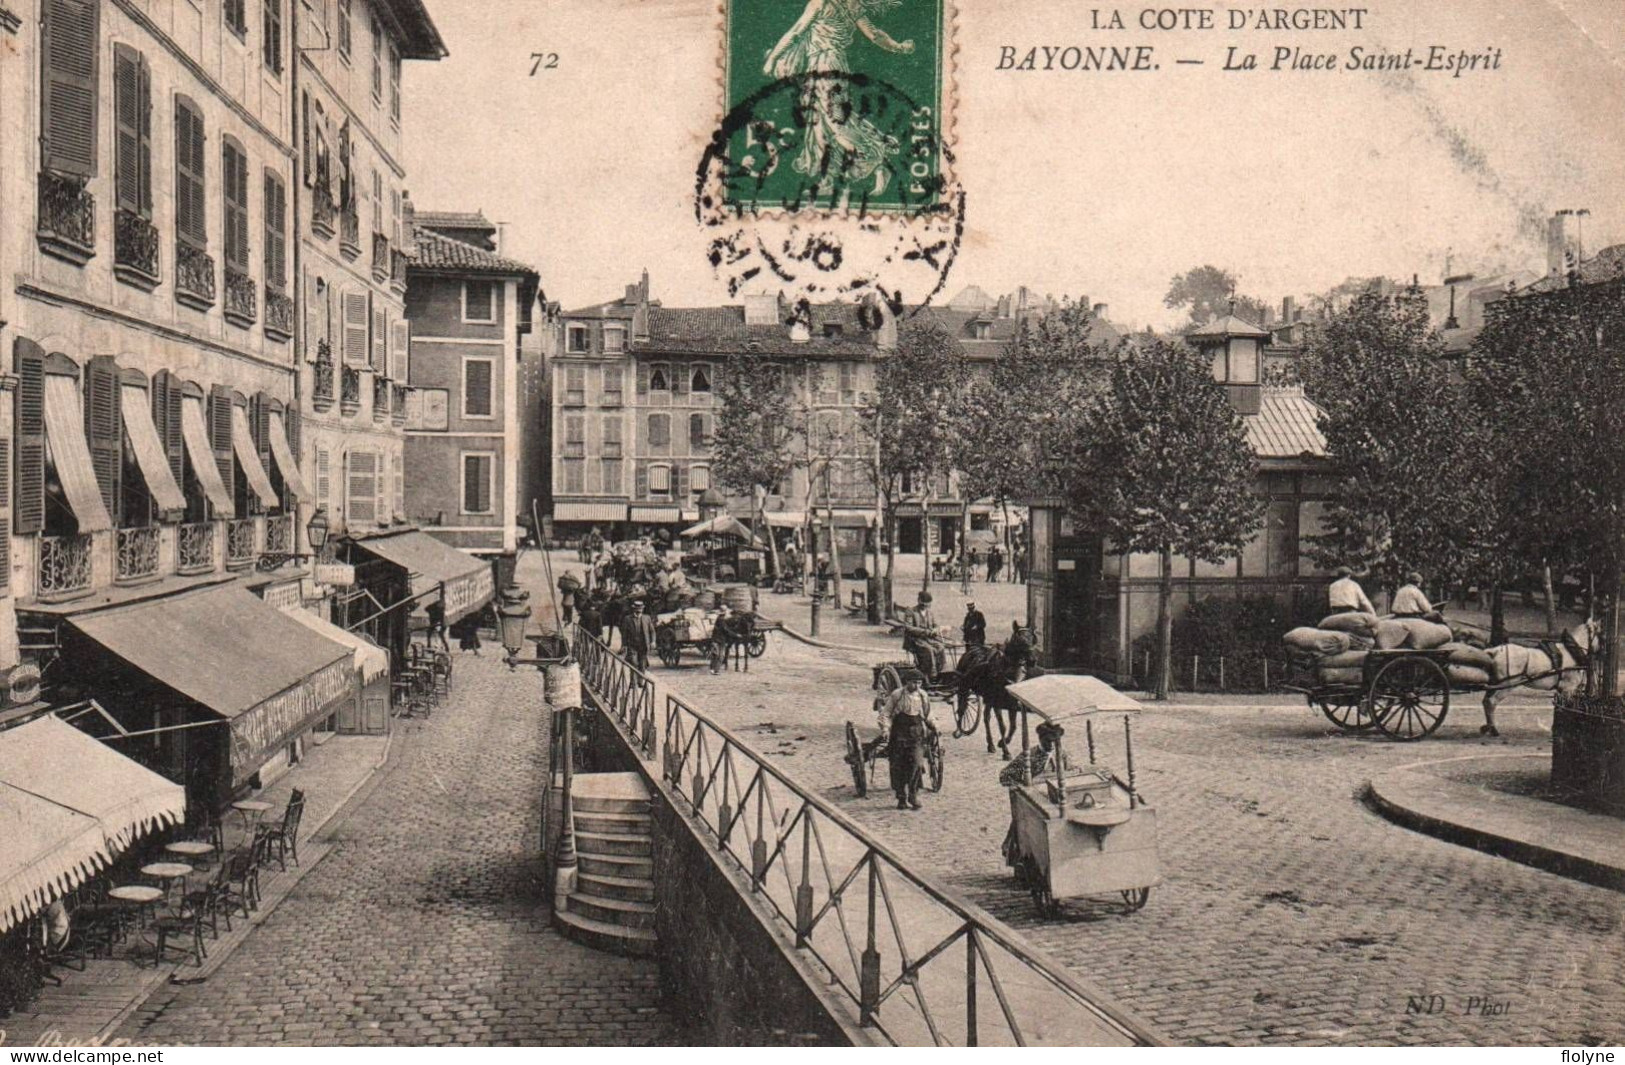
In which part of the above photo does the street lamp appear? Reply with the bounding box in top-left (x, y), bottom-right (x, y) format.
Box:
top-left (255, 506), bottom-right (333, 571)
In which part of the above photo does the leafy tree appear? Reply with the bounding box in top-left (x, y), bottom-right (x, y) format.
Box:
top-left (1165, 265), bottom-right (1269, 333)
top-left (1062, 340), bottom-right (1264, 699)
top-left (712, 356), bottom-right (796, 576)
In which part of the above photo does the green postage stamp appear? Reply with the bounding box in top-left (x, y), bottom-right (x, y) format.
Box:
top-left (717, 0), bottom-right (952, 214)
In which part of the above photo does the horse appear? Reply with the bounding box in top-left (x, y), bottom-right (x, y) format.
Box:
top-left (708, 611), bottom-right (760, 673)
top-left (955, 622), bottom-right (1042, 758)
top-left (1481, 618), bottom-right (1597, 735)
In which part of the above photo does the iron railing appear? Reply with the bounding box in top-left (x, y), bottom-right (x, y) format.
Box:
top-left (114, 208), bottom-right (160, 286)
top-left (264, 514), bottom-right (293, 555)
top-left (570, 628), bottom-right (1157, 1048)
top-left (37, 170), bottom-right (95, 263)
top-left (311, 176), bottom-right (337, 239)
top-left (115, 526), bottom-right (161, 582)
top-left (341, 364), bottom-right (362, 414)
top-left (371, 232), bottom-right (390, 282)
top-left (224, 266), bottom-right (257, 325)
top-left (175, 242), bottom-right (216, 308)
top-left (38, 533), bottom-right (93, 597)
top-left (226, 518), bottom-right (257, 567)
top-left (264, 284), bottom-right (295, 339)
top-left (312, 342), bottom-right (336, 410)
top-left (340, 207), bottom-right (361, 256)
top-left (372, 374), bottom-right (389, 422)
top-left (178, 521), bottom-right (215, 573)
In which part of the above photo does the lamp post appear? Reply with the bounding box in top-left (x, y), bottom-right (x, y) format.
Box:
top-left (255, 506), bottom-right (332, 571)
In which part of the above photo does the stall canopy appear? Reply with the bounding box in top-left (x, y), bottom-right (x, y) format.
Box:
top-left (1005, 675), bottom-right (1145, 721)
top-left (679, 514), bottom-right (759, 543)
top-left (267, 411), bottom-right (312, 500)
top-left (353, 531), bottom-right (495, 625)
top-left (0, 715), bottom-right (185, 933)
top-left (119, 384), bottom-right (186, 514)
top-left (43, 373), bottom-right (113, 532)
top-left (69, 583), bottom-right (354, 788)
top-left (282, 605), bottom-right (389, 684)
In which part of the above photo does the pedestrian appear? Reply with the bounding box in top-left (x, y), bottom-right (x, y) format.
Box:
top-left (619, 600), bottom-right (658, 672)
top-left (454, 613), bottom-right (482, 654)
top-left (884, 674), bottom-right (932, 810)
top-left (425, 597), bottom-right (450, 655)
top-left (1014, 542), bottom-right (1028, 584)
top-left (969, 547), bottom-right (983, 582)
top-left (963, 601), bottom-right (986, 647)
top-left (988, 545), bottom-right (1003, 583)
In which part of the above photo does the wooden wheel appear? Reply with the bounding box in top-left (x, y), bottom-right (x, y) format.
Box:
top-left (1369, 656), bottom-right (1450, 741)
top-left (927, 730), bottom-right (945, 792)
top-left (953, 690), bottom-right (983, 738)
top-left (747, 633), bottom-right (767, 658)
top-left (656, 628), bottom-right (680, 667)
top-left (1316, 693), bottom-right (1373, 731)
top-left (1120, 887), bottom-right (1150, 913)
top-left (876, 664), bottom-right (904, 696)
top-left (844, 721), bottom-right (868, 797)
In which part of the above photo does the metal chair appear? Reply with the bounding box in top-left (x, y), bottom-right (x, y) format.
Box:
top-left (152, 903), bottom-right (208, 968)
top-left (254, 789), bottom-right (306, 871)
top-left (181, 860), bottom-right (233, 939)
top-left (221, 848), bottom-right (261, 916)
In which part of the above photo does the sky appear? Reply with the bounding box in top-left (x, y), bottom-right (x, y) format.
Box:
top-left (401, 0), bottom-right (1625, 330)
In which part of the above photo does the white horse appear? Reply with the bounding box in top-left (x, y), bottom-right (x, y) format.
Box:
top-left (1481, 619), bottom-right (1597, 735)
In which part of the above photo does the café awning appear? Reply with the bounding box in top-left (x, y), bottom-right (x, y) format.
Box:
top-left (553, 502), bottom-right (627, 523)
top-left (69, 584), bottom-right (354, 788)
top-left (43, 373), bottom-right (112, 532)
top-left (679, 515), bottom-right (759, 543)
top-left (629, 506), bottom-right (681, 523)
top-left (181, 398), bottom-right (234, 517)
top-left (267, 411), bottom-right (312, 501)
top-left (352, 531), bottom-right (495, 626)
top-left (281, 605), bottom-right (389, 684)
top-left (0, 715), bottom-right (185, 933)
top-left (232, 405), bottom-right (280, 509)
top-left (119, 384), bottom-right (186, 514)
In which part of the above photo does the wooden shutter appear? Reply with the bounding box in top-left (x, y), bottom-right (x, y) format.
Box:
top-left (263, 0), bottom-right (283, 74)
top-left (342, 290), bottom-right (368, 363)
top-left (222, 139), bottom-right (249, 271)
top-left (315, 446), bottom-right (330, 510)
top-left (634, 462), bottom-right (647, 501)
top-left (0, 435), bottom-right (10, 592)
top-left (636, 362), bottom-right (649, 395)
top-left (347, 451), bottom-right (376, 525)
top-left (376, 449), bottom-right (389, 520)
top-left (41, 0), bottom-right (100, 179)
top-left (673, 363), bottom-right (689, 395)
top-left (252, 392), bottom-right (273, 484)
top-left (285, 405), bottom-right (301, 457)
top-left (304, 272), bottom-right (324, 359)
top-left (371, 301), bottom-right (386, 371)
top-left (152, 370), bottom-right (184, 485)
top-left (175, 99), bottom-right (206, 246)
top-left (113, 46), bottom-right (152, 216)
top-left (465, 360), bottom-right (493, 416)
top-left (83, 356), bottom-right (123, 525)
top-left (264, 171), bottom-right (287, 288)
top-left (13, 339), bottom-right (47, 535)
top-left (392, 451), bottom-right (404, 519)
top-left (208, 384), bottom-right (234, 492)
top-left (390, 319), bottom-right (410, 382)
top-left (675, 464), bottom-right (689, 500)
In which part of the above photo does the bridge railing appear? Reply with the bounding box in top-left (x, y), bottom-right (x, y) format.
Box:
top-left (570, 627), bottom-right (1159, 1048)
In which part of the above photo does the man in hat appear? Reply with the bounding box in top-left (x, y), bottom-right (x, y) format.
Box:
top-left (619, 600), bottom-right (658, 671)
top-left (962, 601), bottom-right (987, 648)
top-left (901, 591), bottom-right (946, 676)
top-left (884, 674), bottom-right (933, 810)
top-left (1392, 571), bottom-right (1444, 623)
top-left (1328, 566), bottom-right (1377, 619)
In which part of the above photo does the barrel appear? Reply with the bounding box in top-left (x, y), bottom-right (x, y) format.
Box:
top-left (694, 590), bottom-right (718, 611)
top-left (722, 585), bottom-right (753, 612)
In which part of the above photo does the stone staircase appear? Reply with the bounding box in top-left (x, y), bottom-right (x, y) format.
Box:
top-left (556, 771), bottom-right (658, 957)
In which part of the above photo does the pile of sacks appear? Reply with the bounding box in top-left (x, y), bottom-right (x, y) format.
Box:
top-left (1283, 611), bottom-right (1498, 687)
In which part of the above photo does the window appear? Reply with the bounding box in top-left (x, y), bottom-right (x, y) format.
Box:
top-left (371, 168), bottom-right (382, 234)
top-left (649, 363), bottom-right (670, 391)
top-left (337, 0), bottom-right (351, 60)
top-left (461, 453), bottom-right (495, 514)
top-left (40, 0), bottom-right (100, 196)
top-left (603, 326), bottom-right (626, 353)
top-left (221, 137), bottom-right (250, 272)
top-left (647, 413), bottom-right (670, 452)
top-left (224, 0), bottom-right (247, 37)
top-left (463, 357), bottom-right (494, 418)
top-left (564, 414), bottom-right (585, 457)
top-left (463, 280), bottom-right (496, 323)
top-left (649, 464), bottom-right (671, 494)
top-left (601, 417), bottom-right (622, 458)
top-left (839, 362), bottom-right (856, 403)
top-left (691, 466), bottom-right (710, 492)
top-left (263, 170), bottom-right (287, 289)
top-left (601, 459), bottom-right (623, 495)
top-left (174, 98), bottom-right (207, 248)
top-left (602, 365), bottom-right (623, 405)
top-left (370, 16), bottom-right (383, 101)
top-left (389, 43), bottom-right (401, 123)
top-left (823, 323), bottom-right (844, 338)
top-left (342, 288), bottom-right (369, 363)
top-left (113, 46), bottom-right (153, 221)
top-left (315, 446), bottom-right (331, 510)
top-left (263, 0), bottom-right (283, 75)
top-left (688, 412), bottom-right (708, 450)
top-left (564, 365), bottom-right (585, 406)
top-left (346, 450), bottom-right (377, 526)
top-left (565, 324), bottom-right (588, 353)
top-left (690, 364), bottom-right (712, 393)
top-left (561, 458), bottom-right (584, 495)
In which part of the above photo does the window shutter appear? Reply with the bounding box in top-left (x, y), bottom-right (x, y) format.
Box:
top-left (673, 363), bottom-right (688, 395)
top-left (175, 100), bottom-right (206, 246)
top-left (113, 46), bottom-right (142, 213)
top-left (393, 451), bottom-right (403, 519)
top-left (390, 319), bottom-right (409, 381)
top-left (371, 302), bottom-right (386, 371)
top-left (634, 462), bottom-right (647, 501)
top-left (83, 356), bottom-right (123, 525)
top-left (315, 447), bottom-right (331, 510)
top-left (347, 451), bottom-right (376, 525)
top-left (252, 391), bottom-right (273, 483)
top-left (13, 339), bottom-right (47, 535)
top-left (264, 172), bottom-right (287, 289)
top-left (209, 384), bottom-right (234, 495)
top-left (376, 448), bottom-right (389, 521)
top-left (675, 464), bottom-right (689, 500)
top-left (0, 436), bottom-right (10, 593)
top-left (636, 362), bottom-right (649, 395)
top-left (465, 360), bottom-right (493, 416)
top-left (222, 141), bottom-right (249, 271)
top-left (285, 405), bottom-right (301, 457)
top-left (152, 370), bottom-right (184, 485)
top-left (263, 0), bottom-right (283, 74)
top-left (41, 0), bottom-right (99, 179)
top-left (342, 290), bottom-right (368, 363)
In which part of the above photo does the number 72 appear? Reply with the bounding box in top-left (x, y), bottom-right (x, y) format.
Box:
top-left (530, 52), bottom-right (560, 75)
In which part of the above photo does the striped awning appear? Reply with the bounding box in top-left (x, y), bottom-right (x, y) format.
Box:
top-left (553, 502), bottom-right (627, 523)
top-left (43, 373), bottom-right (112, 532)
top-left (630, 506), bottom-right (681, 523)
top-left (119, 385), bottom-right (186, 514)
top-left (0, 715), bottom-right (186, 933)
top-left (282, 604), bottom-right (390, 684)
top-left (232, 405), bottom-right (280, 508)
top-left (267, 411), bottom-right (313, 501)
top-left (181, 397), bottom-right (234, 517)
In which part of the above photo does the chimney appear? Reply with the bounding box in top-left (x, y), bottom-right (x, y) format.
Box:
top-left (400, 192), bottom-right (417, 255)
top-left (1092, 302), bottom-right (1107, 321)
top-left (631, 269), bottom-right (651, 341)
top-left (1548, 211), bottom-right (1581, 276)
top-left (1262, 305), bottom-right (1275, 326)
top-left (867, 293), bottom-right (898, 351)
top-left (494, 221), bottom-right (507, 254)
top-left (743, 293), bottom-right (781, 325)
top-left (996, 294), bottom-right (1011, 318)
top-left (1282, 295), bottom-right (1296, 324)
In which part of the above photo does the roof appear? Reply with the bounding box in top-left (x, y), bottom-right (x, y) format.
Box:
top-left (1189, 313), bottom-right (1271, 340)
top-left (413, 210), bottom-right (494, 232)
top-left (1522, 243), bottom-right (1625, 294)
top-left (638, 303), bottom-right (884, 357)
top-left (911, 304), bottom-right (1125, 359)
top-left (1246, 386), bottom-right (1328, 459)
top-left (408, 230), bottom-right (537, 278)
top-left (379, 0), bottom-right (448, 60)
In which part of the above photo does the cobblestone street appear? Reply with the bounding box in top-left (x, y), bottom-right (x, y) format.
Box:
top-left (117, 631), bottom-right (690, 1047)
top-left (653, 622), bottom-right (1625, 1046)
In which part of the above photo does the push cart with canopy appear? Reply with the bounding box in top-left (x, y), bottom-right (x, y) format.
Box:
top-left (1002, 675), bottom-right (1160, 917)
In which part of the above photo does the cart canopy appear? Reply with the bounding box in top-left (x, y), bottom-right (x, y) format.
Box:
top-left (1005, 675), bottom-right (1144, 722)
top-left (679, 515), bottom-right (760, 544)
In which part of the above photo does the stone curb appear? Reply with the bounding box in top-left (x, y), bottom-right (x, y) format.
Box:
top-left (772, 622), bottom-right (892, 657)
top-left (1367, 758), bottom-right (1625, 892)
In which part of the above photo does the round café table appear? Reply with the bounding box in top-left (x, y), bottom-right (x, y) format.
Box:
top-left (231, 800), bottom-right (274, 845)
top-left (141, 861), bottom-right (194, 903)
top-left (164, 840), bottom-right (215, 866)
top-left (107, 884), bottom-right (164, 959)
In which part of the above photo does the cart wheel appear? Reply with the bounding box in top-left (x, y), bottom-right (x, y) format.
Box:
top-left (844, 722), bottom-right (868, 797)
top-left (1120, 887), bottom-right (1151, 913)
top-left (1316, 694), bottom-right (1373, 731)
top-left (747, 633), bottom-right (767, 658)
top-left (1370, 656), bottom-right (1451, 741)
top-left (928, 734), bottom-right (945, 792)
top-left (656, 629), bottom-right (680, 668)
top-left (954, 691), bottom-right (983, 738)
top-left (877, 664), bottom-right (903, 696)
top-left (1021, 857), bottom-right (1047, 914)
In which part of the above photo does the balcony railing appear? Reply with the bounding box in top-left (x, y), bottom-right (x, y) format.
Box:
top-left (391, 383), bottom-right (408, 426)
top-left (311, 176), bottom-right (337, 239)
top-left (264, 514), bottom-right (293, 556)
top-left (265, 285), bottom-right (295, 340)
top-left (37, 171), bottom-right (95, 265)
top-left (372, 375), bottom-right (390, 422)
top-left (341, 364), bottom-right (362, 415)
top-left (312, 342), bottom-right (336, 411)
top-left (38, 533), bottom-right (93, 598)
top-left (224, 266), bottom-right (257, 327)
top-left (175, 242), bottom-right (216, 310)
top-left (226, 518), bottom-right (257, 568)
top-left (340, 207), bottom-right (361, 259)
top-left (391, 248), bottom-right (407, 288)
top-left (371, 232), bottom-right (389, 281)
top-left (114, 208), bottom-right (160, 290)
top-left (178, 521), bottom-right (215, 574)
top-left (115, 526), bottom-right (161, 583)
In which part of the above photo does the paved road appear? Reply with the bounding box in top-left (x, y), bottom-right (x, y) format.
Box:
top-left (656, 630), bottom-right (1625, 1047)
top-left (119, 635), bottom-right (691, 1046)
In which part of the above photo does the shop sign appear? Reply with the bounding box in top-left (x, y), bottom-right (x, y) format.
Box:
top-left (315, 563), bottom-right (356, 587)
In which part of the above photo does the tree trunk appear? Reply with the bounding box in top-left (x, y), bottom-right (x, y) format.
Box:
top-left (827, 502), bottom-right (843, 610)
top-left (1604, 564), bottom-right (1622, 697)
top-left (885, 507), bottom-right (897, 618)
top-left (760, 487), bottom-right (781, 580)
top-left (1490, 585), bottom-right (1507, 649)
top-left (1542, 563), bottom-right (1557, 637)
top-left (960, 499), bottom-right (972, 595)
top-left (1001, 498), bottom-right (1011, 581)
top-left (1155, 547), bottom-right (1173, 701)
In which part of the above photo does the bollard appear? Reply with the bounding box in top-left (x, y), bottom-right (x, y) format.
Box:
top-left (1193, 655), bottom-right (1200, 692)
top-left (1219, 656), bottom-right (1225, 691)
top-left (810, 593), bottom-right (822, 637)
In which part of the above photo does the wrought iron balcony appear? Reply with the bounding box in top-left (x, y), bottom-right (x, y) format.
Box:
top-left (226, 518), bottom-right (257, 568)
top-left (392, 383), bottom-right (408, 426)
top-left (371, 232), bottom-right (389, 282)
top-left (175, 242), bottom-right (216, 310)
top-left (178, 521), bottom-right (216, 574)
top-left (312, 341), bottom-right (336, 411)
top-left (115, 526), bottom-right (161, 583)
top-left (265, 284), bottom-right (295, 341)
top-left (340, 208), bottom-right (361, 259)
top-left (38, 533), bottom-right (93, 599)
top-left (37, 170), bottom-right (95, 265)
top-left (114, 208), bottom-right (160, 290)
top-left (311, 175), bottom-right (337, 239)
top-left (224, 266), bottom-right (257, 327)
top-left (391, 248), bottom-right (407, 289)
top-left (373, 374), bottom-right (390, 422)
top-left (341, 363), bottom-right (362, 415)
top-left (264, 513), bottom-right (293, 556)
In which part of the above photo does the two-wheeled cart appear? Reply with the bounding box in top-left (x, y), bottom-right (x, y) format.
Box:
top-left (1298, 647), bottom-right (1482, 741)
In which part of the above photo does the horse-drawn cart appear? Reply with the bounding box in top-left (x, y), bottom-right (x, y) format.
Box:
top-left (870, 637), bottom-right (982, 737)
top-left (1296, 646), bottom-right (1486, 741)
top-left (654, 608), bottom-right (770, 667)
top-left (1003, 675), bottom-right (1160, 918)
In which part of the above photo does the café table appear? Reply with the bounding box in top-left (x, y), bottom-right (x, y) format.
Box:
top-left (164, 840), bottom-right (215, 867)
top-left (231, 799), bottom-right (274, 844)
top-left (140, 861), bottom-right (194, 903)
top-left (106, 884), bottom-right (164, 959)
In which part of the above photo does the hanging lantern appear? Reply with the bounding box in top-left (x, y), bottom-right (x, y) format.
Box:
top-left (497, 589), bottom-right (532, 658)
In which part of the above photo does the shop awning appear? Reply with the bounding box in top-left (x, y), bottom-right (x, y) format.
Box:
top-left (553, 502), bottom-right (627, 523)
top-left (231, 406), bottom-right (279, 509)
top-left (680, 514), bottom-right (759, 543)
top-left (353, 531), bottom-right (495, 626)
top-left (69, 584), bottom-right (354, 788)
top-left (762, 511), bottom-right (805, 528)
top-left (181, 398), bottom-right (234, 517)
top-left (119, 385), bottom-right (186, 514)
top-left (0, 715), bottom-right (185, 933)
top-left (629, 506), bottom-right (681, 523)
top-left (267, 411), bottom-right (312, 501)
top-left (282, 605), bottom-right (389, 684)
top-left (43, 373), bottom-right (112, 532)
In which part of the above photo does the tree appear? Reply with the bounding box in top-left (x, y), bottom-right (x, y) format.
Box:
top-left (712, 355), bottom-right (795, 577)
top-left (1165, 265), bottom-right (1269, 333)
top-left (1062, 340), bottom-right (1264, 699)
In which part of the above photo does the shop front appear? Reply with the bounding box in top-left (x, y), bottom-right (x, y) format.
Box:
top-left (344, 529), bottom-right (498, 659)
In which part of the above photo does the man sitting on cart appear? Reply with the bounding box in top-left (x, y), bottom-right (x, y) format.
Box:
top-left (1328, 566), bottom-right (1378, 621)
top-left (899, 592), bottom-right (948, 677)
top-left (1392, 571), bottom-right (1445, 623)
